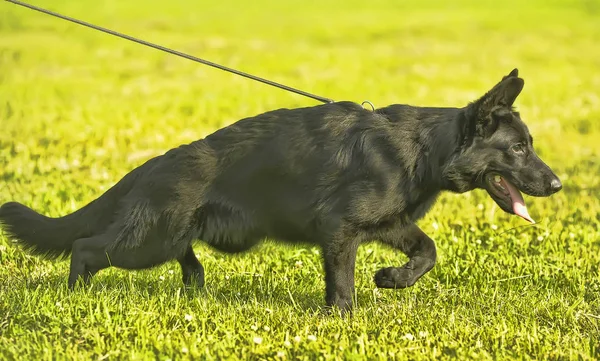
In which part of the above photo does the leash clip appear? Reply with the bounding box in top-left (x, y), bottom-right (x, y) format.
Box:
top-left (361, 100), bottom-right (375, 111)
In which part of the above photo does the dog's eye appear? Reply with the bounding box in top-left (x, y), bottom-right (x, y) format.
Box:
top-left (511, 144), bottom-right (526, 154)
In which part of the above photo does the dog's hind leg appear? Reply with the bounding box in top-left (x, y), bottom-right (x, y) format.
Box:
top-left (374, 224), bottom-right (437, 289)
top-left (177, 245), bottom-right (205, 288)
top-left (68, 235), bottom-right (112, 290)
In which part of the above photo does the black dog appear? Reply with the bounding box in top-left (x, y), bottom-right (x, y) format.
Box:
top-left (0, 69), bottom-right (561, 313)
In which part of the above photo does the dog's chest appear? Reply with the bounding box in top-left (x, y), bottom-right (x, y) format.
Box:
top-left (353, 188), bottom-right (440, 235)
top-left (405, 191), bottom-right (439, 222)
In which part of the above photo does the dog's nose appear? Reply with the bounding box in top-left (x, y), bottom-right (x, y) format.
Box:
top-left (550, 178), bottom-right (562, 192)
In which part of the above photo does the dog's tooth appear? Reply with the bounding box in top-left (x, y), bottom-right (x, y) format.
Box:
top-left (494, 175), bottom-right (501, 183)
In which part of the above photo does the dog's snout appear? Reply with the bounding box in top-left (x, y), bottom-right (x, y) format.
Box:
top-left (550, 178), bottom-right (562, 193)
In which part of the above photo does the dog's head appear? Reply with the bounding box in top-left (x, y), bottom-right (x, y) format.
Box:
top-left (445, 69), bottom-right (562, 223)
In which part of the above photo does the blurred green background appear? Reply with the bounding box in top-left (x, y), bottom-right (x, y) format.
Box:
top-left (1, 0), bottom-right (599, 360)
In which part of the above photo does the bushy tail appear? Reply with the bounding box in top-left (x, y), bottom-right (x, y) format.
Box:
top-left (0, 202), bottom-right (86, 259)
top-left (0, 167), bottom-right (143, 259)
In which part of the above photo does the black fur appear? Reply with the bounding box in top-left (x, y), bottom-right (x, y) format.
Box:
top-left (0, 69), bottom-right (561, 313)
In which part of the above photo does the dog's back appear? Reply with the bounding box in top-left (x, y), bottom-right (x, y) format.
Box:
top-left (174, 101), bottom-right (394, 248)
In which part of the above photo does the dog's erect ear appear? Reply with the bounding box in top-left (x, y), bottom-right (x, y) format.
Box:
top-left (476, 70), bottom-right (525, 110)
top-left (498, 77), bottom-right (524, 107)
top-left (470, 69), bottom-right (524, 137)
top-left (502, 68), bottom-right (519, 80)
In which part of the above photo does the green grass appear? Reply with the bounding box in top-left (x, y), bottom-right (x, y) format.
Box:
top-left (1, 0), bottom-right (599, 359)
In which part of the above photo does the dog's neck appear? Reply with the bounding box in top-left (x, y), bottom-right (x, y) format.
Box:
top-left (425, 107), bottom-right (475, 192)
top-left (439, 104), bottom-right (480, 193)
top-left (376, 104), bottom-right (471, 192)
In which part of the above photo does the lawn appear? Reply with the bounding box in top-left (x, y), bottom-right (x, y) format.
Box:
top-left (0, 0), bottom-right (599, 360)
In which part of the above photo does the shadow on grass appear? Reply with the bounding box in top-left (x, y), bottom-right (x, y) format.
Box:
top-left (16, 270), bottom-right (325, 313)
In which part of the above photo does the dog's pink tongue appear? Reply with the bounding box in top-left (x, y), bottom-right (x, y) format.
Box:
top-left (501, 178), bottom-right (535, 224)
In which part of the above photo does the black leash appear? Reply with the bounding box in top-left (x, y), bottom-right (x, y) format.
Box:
top-left (4, 0), bottom-right (336, 104)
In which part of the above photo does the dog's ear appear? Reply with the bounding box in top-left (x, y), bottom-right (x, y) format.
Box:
top-left (478, 70), bottom-right (525, 109)
top-left (499, 76), bottom-right (524, 106)
top-left (502, 68), bottom-right (519, 80)
top-left (470, 70), bottom-right (524, 137)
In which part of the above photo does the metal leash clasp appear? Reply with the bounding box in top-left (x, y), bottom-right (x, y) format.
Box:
top-left (361, 100), bottom-right (375, 111)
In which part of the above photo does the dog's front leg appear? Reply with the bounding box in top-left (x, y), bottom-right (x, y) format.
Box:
top-left (374, 224), bottom-right (437, 289)
top-left (321, 235), bottom-right (360, 315)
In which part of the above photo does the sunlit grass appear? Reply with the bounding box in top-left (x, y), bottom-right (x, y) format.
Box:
top-left (1, 0), bottom-right (599, 360)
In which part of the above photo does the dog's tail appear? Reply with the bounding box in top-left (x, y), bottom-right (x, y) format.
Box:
top-left (0, 168), bottom-right (142, 259)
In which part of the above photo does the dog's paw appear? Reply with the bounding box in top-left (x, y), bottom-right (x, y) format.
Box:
top-left (322, 304), bottom-right (353, 318)
top-left (374, 267), bottom-right (416, 289)
top-left (182, 272), bottom-right (205, 288)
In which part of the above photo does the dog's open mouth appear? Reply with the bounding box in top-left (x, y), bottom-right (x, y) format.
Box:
top-left (485, 173), bottom-right (535, 224)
